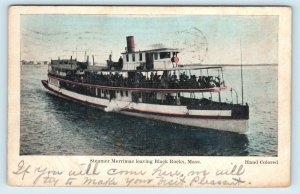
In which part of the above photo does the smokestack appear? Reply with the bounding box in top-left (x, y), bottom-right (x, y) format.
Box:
top-left (126, 36), bottom-right (135, 53)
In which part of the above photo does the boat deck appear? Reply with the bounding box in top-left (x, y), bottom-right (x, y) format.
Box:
top-left (48, 73), bottom-right (227, 93)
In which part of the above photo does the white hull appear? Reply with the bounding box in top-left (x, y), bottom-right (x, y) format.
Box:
top-left (120, 111), bottom-right (248, 133)
top-left (44, 82), bottom-right (248, 134)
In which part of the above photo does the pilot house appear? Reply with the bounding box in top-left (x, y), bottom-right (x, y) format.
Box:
top-left (122, 36), bottom-right (180, 71)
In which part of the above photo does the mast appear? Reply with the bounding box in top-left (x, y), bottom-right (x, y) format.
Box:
top-left (75, 47), bottom-right (77, 59)
top-left (240, 38), bottom-right (244, 105)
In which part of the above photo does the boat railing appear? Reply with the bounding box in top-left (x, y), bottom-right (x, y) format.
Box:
top-left (49, 72), bottom-right (225, 90)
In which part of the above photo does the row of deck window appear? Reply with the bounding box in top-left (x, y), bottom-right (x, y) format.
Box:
top-left (126, 53), bottom-right (143, 62)
top-left (125, 52), bottom-right (174, 62)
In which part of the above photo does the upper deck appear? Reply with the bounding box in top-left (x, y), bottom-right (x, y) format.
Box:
top-left (47, 36), bottom-right (226, 93)
top-left (48, 63), bottom-right (227, 93)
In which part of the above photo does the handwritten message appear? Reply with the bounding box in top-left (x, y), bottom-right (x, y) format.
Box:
top-left (12, 158), bottom-right (250, 187)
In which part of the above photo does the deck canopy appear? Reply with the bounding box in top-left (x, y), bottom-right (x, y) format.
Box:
top-left (85, 65), bottom-right (223, 73)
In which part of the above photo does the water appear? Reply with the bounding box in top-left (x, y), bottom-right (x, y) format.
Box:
top-left (20, 65), bottom-right (277, 156)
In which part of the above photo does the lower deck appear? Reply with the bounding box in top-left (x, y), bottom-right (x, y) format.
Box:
top-left (45, 76), bottom-right (249, 120)
top-left (42, 80), bottom-right (249, 133)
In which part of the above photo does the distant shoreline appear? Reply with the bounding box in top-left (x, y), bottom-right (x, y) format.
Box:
top-left (21, 64), bottom-right (48, 66)
top-left (183, 64), bottom-right (278, 67)
top-left (21, 63), bottom-right (278, 67)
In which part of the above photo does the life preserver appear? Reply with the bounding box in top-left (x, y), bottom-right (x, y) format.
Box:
top-left (171, 56), bottom-right (179, 64)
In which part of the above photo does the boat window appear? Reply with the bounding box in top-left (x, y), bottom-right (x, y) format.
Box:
top-left (132, 54), bottom-right (135, 62)
top-left (160, 52), bottom-right (171, 59)
top-left (126, 54), bottom-right (129, 62)
top-left (125, 91), bottom-right (128, 97)
top-left (154, 53), bottom-right (158, 60)
top-left (120, 91), bottom-right (123, 97)
top-left (139, 53), bottom-right (143, 61)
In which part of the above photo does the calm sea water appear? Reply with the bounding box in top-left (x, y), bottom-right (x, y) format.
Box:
top-left (20, 65), bottom-right (277, 156)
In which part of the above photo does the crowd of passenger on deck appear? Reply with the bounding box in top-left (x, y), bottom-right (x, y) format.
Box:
top-left (52, 70), bottom-right (223, 89)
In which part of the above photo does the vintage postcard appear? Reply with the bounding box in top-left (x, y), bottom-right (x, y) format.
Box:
top-left (8, 6), bottom-right (291, 187)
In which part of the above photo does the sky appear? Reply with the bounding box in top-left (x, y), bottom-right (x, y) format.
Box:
top-left (21, 15), bottom-right (278, 65)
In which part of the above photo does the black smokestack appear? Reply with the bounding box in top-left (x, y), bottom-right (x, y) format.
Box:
top-left (126, 36), bottom-right (135, 53)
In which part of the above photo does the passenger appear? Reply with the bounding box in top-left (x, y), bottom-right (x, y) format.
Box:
top-left (179, 73), bottom-right (184, 82)
top-left (153, 73), bottom-right (160, 82)
top-left (171, 71), bottom-right (177, 81)
top-left (109, 53), bottom-right (112, 61)
top-left (166, 94), bottom-right (175, 105)
top-left (215, 76), bottom-right (221, 87)
top-left (206, 76), bottom-right (214, 88)
top-left (118, 56), bottom-right (123, 69)
top-left (161, 72), bottom-right (169, 88)
top-left (190, 75), bottom-right (197, 88)
top-left (170, 72), bottom-right (178, 88)
top-left (198, 76), bottom-right (204, 88)
top-left (150, 72), bottom-right (154, 81)
top-left (183, 72), bottom-right (187, 81)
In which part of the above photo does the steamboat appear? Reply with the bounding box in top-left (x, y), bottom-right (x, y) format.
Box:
top-left (41, 36), bottom-right (249, 133)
